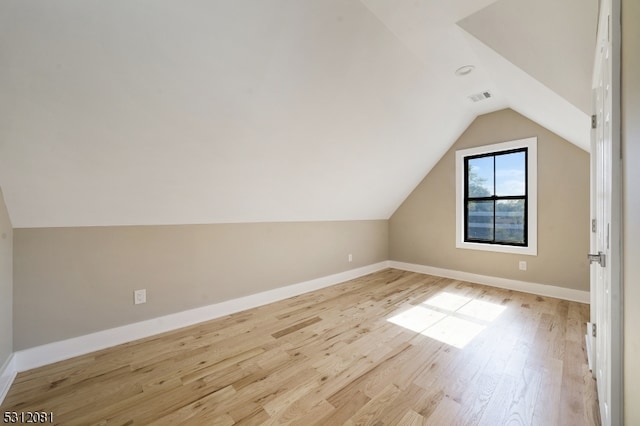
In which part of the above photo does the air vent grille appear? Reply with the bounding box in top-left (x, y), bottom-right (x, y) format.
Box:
top-left (469, 91), bottom-right (492, 102)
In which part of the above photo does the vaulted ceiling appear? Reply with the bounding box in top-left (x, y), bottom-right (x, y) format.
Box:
top-left (0, 0), bottom-right (596, 228)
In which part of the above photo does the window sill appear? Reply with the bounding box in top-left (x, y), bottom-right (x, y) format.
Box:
top-left (456, 241), bottom-right (537, 256)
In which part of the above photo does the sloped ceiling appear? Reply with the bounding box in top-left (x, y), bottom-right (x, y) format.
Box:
top-left (458, 0), bottom-right (595, 114)
top-left (0, 0), bottom-right (596, 228)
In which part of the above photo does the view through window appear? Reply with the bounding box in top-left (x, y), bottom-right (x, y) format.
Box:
top-left (465, 148), bottom-right (527, 246)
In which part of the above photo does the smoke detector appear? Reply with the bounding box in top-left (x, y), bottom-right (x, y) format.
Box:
top-left (455, 65), bottom-right (475, 76)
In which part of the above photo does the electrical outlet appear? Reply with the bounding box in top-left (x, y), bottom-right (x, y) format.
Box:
top-left (519, 261), bottom-right (527, 271)
top-left (134, 289), bottom-right (146, 304)
top-left (348, 253), bottom-right (353, 262)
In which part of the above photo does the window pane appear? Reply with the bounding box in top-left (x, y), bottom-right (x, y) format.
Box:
top-left (467, 156), bottom-right (493, 197)
top-left (495, 199), bottom-right (525, 244)
top-left (495, 151), bottom-right (525, 196)
top-left (467, 201), bottom-right (493, 241)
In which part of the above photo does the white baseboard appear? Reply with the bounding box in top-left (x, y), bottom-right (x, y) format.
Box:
top-left (14, 261), bottom-right (390, 373)
top-left (389, 261), bottom-right (590, 304)
top-left (0, 354), bottom-right (17, 406)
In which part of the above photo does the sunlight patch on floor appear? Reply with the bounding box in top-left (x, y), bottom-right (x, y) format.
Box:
top-left (387, 291), bottom-right (507, 348)
top-left (388, 306), bottom-right (446, 333)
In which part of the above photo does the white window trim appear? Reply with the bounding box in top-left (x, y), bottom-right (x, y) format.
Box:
top-left (455, 137), bottom-right (538, 256)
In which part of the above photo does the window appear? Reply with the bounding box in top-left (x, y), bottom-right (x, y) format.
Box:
top-left (456, 138), bottom-right (537, 255)
top-left (465, 149), bottom-right (527, 245)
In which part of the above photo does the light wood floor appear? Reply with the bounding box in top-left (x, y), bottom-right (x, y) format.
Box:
top-left (2, 269), bottom-right (600, 425)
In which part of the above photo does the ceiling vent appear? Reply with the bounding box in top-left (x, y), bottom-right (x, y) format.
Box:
top-left (469, 91), bottom-right (492, 102)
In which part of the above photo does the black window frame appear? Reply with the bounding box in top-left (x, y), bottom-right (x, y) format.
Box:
top-left (463, 147), bottom-right (528, 247)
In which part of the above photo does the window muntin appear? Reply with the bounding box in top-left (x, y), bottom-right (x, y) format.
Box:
top-left (464, 148), bottom-right (527, 246)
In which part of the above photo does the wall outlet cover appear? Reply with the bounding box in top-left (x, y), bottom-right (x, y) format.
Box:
top-left (134, 289), bottom-right (147, 304)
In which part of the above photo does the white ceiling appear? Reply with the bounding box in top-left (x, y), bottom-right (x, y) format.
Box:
top-left (0, 0), bottom-right (597, 228)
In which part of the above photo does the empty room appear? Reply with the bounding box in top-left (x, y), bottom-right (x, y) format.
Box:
top-left (0, 0), bottom-right (638, 425)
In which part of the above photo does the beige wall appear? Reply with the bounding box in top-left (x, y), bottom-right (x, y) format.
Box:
top-left (0, 188), bottom-right (12, 367)
top-left (390, 109), bottom-right (590, 290)
top-left (622, 0), bottom-right (639, 422)
top-left (13, 220), bottom-right (388, 350)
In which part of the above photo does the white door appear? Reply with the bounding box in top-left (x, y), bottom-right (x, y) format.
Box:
top-left (590, 0), bottom-right (622, 424)
top-left (593, 35), bottom-right (611, 422)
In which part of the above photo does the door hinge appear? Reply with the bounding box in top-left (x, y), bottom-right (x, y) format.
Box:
top-left (591, 114), bottom-right (597, 129)
top-left (588, 251), bottom-right (606, 267)
top-left (592, 219), bottom-right (597, 233)
top-left (592, 323), bottom-right (597, 338)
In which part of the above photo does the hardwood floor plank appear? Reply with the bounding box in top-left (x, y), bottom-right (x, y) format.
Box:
top-left (424, 393), bottom-right (463, 425)
top-left (271, 316), bottom-right (323, 339)
top-left (582, 364), bottom-right (601, 426)
top-left (373, 383), bottom-right (444, 425)
top-left (321, 390), bottom-right (370, 424)
top-left (531, 359), bottom-right (563, 426)
top-left (343, 383), bottom-right (403, 426)
top-left (0, 269), bottom-right (599, 425)
top-left (397, 409), bottom-right (428, 426)
top-left (146, 384), bottom-right (236, 425)
top-left (559, 340), bottom-right (591, 425)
